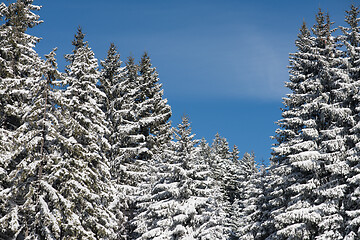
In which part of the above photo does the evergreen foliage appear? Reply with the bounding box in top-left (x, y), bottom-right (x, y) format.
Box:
top-left (5, 1), bottom-right (360, 239)
top-left (56, 28), bottom-right (123, 239)
top-left (260, 7), bottom-right (360, 239)
top-left (137, 52), bottom-right (172, 155)
top-left (0, 0), bottom-right (42, 79)
top-left (133, 116), bottom-right (228, 239)
top-left (340, 5), bottom-right (360, 238)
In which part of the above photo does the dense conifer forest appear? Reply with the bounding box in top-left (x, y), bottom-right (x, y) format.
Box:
top-left (1, 0), bottom-right (360, 239)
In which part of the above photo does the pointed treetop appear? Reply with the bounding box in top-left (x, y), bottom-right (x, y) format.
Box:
top-left (175, 115), bottom-right (193, 142)
top-left (72, 26), bottom-right (86, 51)
top-left (140, 52), bottom-right (151, 70)
top-left (42, 48), bottom-right (61, 83)
top-left (212, 132), bottom-right (230, 159)
top-left (103, 43), bottom-right (121, 66)
top-left (139, 51), bottom-right (158, 83)
top-left (345, 4), bottom-right (360, 29)
top-left (294, 21), bottom-right (312, 52)
top-left (100, 42), bottom-right (122, 92)
top-left (102, 43), bottom-right (121, 72)
top-left (174, 115), bottom-right (198, 156)
top-left (230, 145), bottom-right (240, 162)
top-left (125, 55), bottom-right (138, 81)
top-left (343, 4), bottom-right (360, 47)
top-left (127, 55), bottom-right (135, 66)
top-left (6, 0), bottom-right (42, 31)
top-left (312, 9), bottom-right (333, 46)
top-left (299, 21), bottom-right (311, 38)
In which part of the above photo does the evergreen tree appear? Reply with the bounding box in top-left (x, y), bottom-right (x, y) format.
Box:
top-left (64, 26), bottom-right (85, 66)
top-left (100, 43), bottom-right (123, 114)
top-left (0, 1), bottom-right (44, 230)
top-left (100, 45), bottom-right (148, 238)
top-left (198, 138), bottom-right (212, 163)
top-left (111, 55), bottom-right (151, 188)
top-left (0, 0), bottom-right (43, 132)
top-left (57, 28), bottom-right (123, 239)
top-left (339, 5), bottom-right (360, 239)
top-left (233, 164), bottom-right (265, 240)
top-left (0, 48), bottom-right (57, 239)
top-left (133, 116), bottom-right (227, 239)
top-left (263, 9), bottom-right (352, 239)
top-left (210, 134), bottom-right (242, 205)
top-left (137, 52), bottom-right (172, 156)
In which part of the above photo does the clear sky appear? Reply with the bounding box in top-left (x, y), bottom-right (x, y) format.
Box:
top-left (29, 0), bottom-right (357, 165)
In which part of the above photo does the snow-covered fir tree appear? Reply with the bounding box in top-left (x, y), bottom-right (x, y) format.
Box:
top-left (0, 2), bottom-right (44, 236)
top-left (64, 26), bottom-right (85, 66)
top-left (133, 116), bottom-right (228, 239)
top-left (261, 9), bottom-right (354, 239)
top-left (137, 52), bottom-right (172, 155)
top-left (108, 55), bottom-right (148, 185)
top-left (210, 134), bottom-right (243, 206)
top-left (339, 5), bottom-right (360, 239)
top-left (0, 48), bottom-right (60, 239)
top-left (100, 43), bottom-right (124, 114)
top-left (100, 44), bottom-right (149, 238)
top-left (229, 152), bottom-right (263, 240)
top-left (56, 28), bottom-right (123, 239)
top-left (0, 0), bottom-right (43, 140)
top-left (100, 52), bottom-right (173, 237)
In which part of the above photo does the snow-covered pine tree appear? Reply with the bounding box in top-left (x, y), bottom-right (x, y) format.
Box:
top-left (56, 28), bottom-right (123, 239)
top-left (211, 133), bottom-right (231, 160)
top-left (133, 116), bottom-right (228, 239)
top-left (209, 133), bottom-right (229, 192)
top-left (0, 0), bottom-right (43, 227)
top-left (198, 138), bottom-right (212, 163)
top-left (230, 145), bottom-right (240, 162)
top-left (0, 49), bottom-right (70, 239)
top-left (106, 53), bottom-right (173, 237)
top-left (234, 163), bottom-right (265, 240)
top-left (137, 52), bottom-right (172, 155)
top-left (100, 43), bottom-right (123, 115)
top-left (112, 55), bottom-right (150, 195)
top-left (64, 26), bottom-right (85, 66)
top-left (228, 152), bottom-right (262, 240)
top-left (0, 0), bottom-right (43, 135)
top-left (263, 9), bottom-right (352, 239)
top-left (107, 55), bottom-right (147, 185)
top-left (210, 133), bottom-right (242, 205)
top-left (239, 151), bottom-right (257, 177)
top-left (208, 133), bottom-right (250, 237)
top-left (339, 5), bottom-right (360, 239)
top-left (100, 45), bottom-right (149, 238)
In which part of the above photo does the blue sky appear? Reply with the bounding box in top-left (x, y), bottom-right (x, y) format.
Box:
top-left (30, 0), bottom-right (356, 164)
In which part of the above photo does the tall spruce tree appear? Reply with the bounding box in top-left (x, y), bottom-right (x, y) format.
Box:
top-left (0, 0), bottom-right (43, 134)
top-left (262, 9), bottom-right (352, 239)
top-left (0, 49), bottom-right (79, 239)
top-left (210, 134), bottom-right (243, 206)
top-left (0, 1), bottom-right (44, 231)
top-left (137, 52), bottom-right (172, 155)
top-left (0, 48), bottom-right (52, 238)
top-left (100, 43), bottom-right (123, 114)
top-left (100, 45), bottom-right (150, 238)
top-left (56, 28), bottom-right (123, 239)
top-left (339, 5), bottom-right (360, 239)
top-left (112, 55), bottom-right (151, 187)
